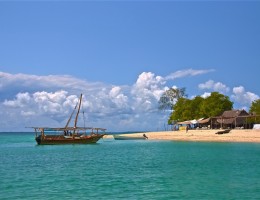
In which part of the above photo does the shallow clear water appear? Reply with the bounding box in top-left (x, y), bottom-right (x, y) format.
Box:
top-left (0, 132), bottom-right (260, 199)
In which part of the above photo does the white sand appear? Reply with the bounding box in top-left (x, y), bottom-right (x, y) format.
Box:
top-left (104, 129), bottom-right (260, 143)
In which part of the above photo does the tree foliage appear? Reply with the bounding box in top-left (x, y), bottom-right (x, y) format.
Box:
top-left (158, 87), bottom-right (187, 111)
top-left (249, 99), bottom-right (260, 115)
top-left (168, 92), bottom-right (233, 124)
top-left (168, 97), bottom-right (191, 124)
top-left (200, 92), bottom-right (233, 118)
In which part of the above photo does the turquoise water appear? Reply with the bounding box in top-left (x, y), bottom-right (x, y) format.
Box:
top-left (0, 132), bottom-right (260, 200)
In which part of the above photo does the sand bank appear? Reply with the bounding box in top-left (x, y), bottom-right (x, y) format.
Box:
top-left (105, 129), bottom-right (260, 143)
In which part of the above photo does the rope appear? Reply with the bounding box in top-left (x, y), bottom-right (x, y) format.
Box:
top-left (81, 98), bottom-right (86, 129)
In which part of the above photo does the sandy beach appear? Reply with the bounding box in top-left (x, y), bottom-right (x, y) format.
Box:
top-left (105, 129), bottom-right (260, 143)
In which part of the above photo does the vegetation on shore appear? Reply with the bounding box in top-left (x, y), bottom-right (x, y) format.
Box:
top-left (158, 88), bottom-right (260, 125)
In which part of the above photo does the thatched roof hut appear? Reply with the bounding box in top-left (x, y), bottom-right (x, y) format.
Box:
top-left (216, 109), bottom-right (249, 128)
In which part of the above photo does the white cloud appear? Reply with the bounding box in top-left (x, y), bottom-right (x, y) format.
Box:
top-left (134, 72), bottom-right (165, 94)
top-left (165, 68), bottom-right (214, 80)
top-left (3, 91), bottom-right (78, 121)
top-left (0, 71), bottom-right (170, 131)
top-left (198, 80), bottom-right (230, 93)
top-left (231, 86), bottom-right (259, 106)
top-left (31, 91), bottom-right (77, 115)
top-left (0, 71), bottom-right (105, 96)
top-left (131, 72), bottom-right (166, 112)
top-left (0, 70), bottom-right (258, 132)
top-left (198, 83), bottom-right (259, 109)
top-left (200, 92), bottom-right (211, 98)
top-left (109, 86), bottom-right (129, 109)
top-left (3, 92), bottom-right (31, 108)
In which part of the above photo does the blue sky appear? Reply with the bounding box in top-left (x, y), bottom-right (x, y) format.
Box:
top-left (0, 1), bottom-right (259, 132)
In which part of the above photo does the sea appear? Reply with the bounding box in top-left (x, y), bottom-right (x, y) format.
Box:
top-left (0, 132), bottom-right (260, 200)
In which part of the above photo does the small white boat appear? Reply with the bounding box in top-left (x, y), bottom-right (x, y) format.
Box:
top-left (113, 134), bottom-right (148, 140)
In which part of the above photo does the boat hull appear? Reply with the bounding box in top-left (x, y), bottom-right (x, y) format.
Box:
top-left (35, 134), bottom-right (105, 145)
top-left (113, 135), bottom-right (148, 140)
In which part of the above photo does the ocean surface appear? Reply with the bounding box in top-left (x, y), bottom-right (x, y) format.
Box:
top-left (0, 132), bottom-right (260, 200)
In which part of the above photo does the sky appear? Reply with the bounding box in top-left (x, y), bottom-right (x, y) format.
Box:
top-left (0, 1), bottom-right (259, 132)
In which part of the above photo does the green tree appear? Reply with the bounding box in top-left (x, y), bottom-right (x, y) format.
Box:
top-left (168, 92), bottom-right (233, 124)
top-left (190, 96), bottom-right (204, 119)
top-left (158, 87), bottom-right (187, 111)
top-left (168, 97), bottom-right (190, 124)
top-left (249, 99), bottom-right (260, 123)
top-left (249, 99), bottom-right (260, 115)
top-left (168, 97), bottom-right (203, 123)
top-left (200, 92), bottom-right (233, 118)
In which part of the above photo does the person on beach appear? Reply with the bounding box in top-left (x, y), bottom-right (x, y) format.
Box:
top-left (186, 125), bottom-right (189, 133)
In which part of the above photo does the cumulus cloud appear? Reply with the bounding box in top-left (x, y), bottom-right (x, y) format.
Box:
top-left (109, 86), bottom-right (129, 109)
top-left (0, 69), bottom-right (257, 131)
top-left (3, 91), bottom-right (79, 125)
top-left (200, 92), bottom-right (211, 98)
top-left (0, 71), bottom-right (170, 131)
top-left (198, 80), bottom-right (230, 93)
top-left (3, 92), bottom-right (31, 108)
top-left (131, 72), bottom-right (166, 112)
top-left (231, 86), bottom-right (259, 106)
top-left (135, 72), bottom-right (165, 90)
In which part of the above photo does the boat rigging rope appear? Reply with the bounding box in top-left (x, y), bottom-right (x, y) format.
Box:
top-left (82, 103), bottom-right (86, 129)
top-left (64, 100), bottom-right (79, 129)
top-left (79, 94), bottom-right (87, 130)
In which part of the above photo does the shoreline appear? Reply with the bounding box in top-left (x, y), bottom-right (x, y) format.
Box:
top-left (105, 129), bottom-right (260, 143)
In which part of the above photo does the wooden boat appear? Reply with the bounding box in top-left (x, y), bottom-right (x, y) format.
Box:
top-left (32, 94), bottom-right (106, 145)
top-left (34, 127), bottom-right (106, 145)
top-left (215, 129), bottom-right (231, 135)
top-left (113, 134), bottom-right (148, 140)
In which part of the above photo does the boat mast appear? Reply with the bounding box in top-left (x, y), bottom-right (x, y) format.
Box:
top-left (64, 101), bottom-right (79, 129)
top-left (73, 93), bottom-right (83, 134)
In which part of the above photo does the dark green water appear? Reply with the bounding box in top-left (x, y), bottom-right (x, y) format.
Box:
top-left (0, 132), bottom-right (260, 199)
